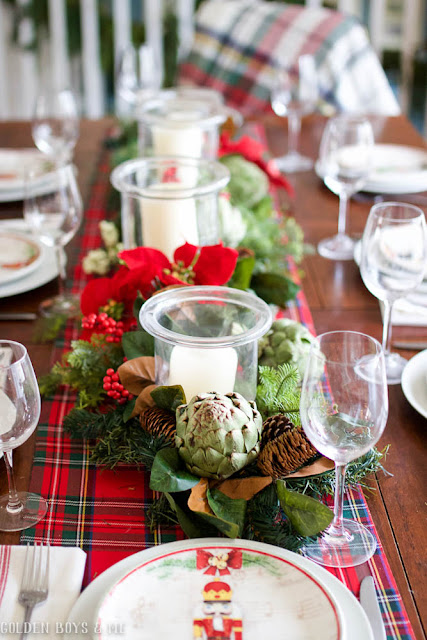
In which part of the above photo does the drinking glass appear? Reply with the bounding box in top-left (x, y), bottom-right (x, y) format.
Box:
top-left (270, 55), bottom-right (318, 173)
top-left (24, 164), bottom-right (83, 317)
top-left (300, 331), bottom-right (388, 567)
top-left (116, 43), bottom-right (162, 110)
top-left (317, 115), bottom-right (374, 260)
top-left (32, 88), bottom-right (79, 167)
top-left (360, 202), bottom-right (427, 384)
top-left (0, 340), bottom-right (47, 530)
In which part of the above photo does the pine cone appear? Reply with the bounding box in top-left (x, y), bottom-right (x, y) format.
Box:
top-left (257, 414), bottom-right (319, 479)
top-left (140, 407), bottom-right (176, 445)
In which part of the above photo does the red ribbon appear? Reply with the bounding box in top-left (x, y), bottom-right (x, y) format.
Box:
top-left (196, 549), bottom-right (243, 575)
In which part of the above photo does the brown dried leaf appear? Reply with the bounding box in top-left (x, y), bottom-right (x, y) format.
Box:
top-left (215, 476), bottom-right (272, 501)
top-left (118, 356), bottom-right (155, 395)
top-left (188, 478), bottom-right (214, 515)
top-left (283, 456), bottom-right (334, 478)
top-left (132, 384), bottom-right (157, 417)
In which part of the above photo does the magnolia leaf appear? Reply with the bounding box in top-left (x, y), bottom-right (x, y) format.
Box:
top-left (118, 356), bottom-right (155, 395)
top-left (123, 397), bottom-right (137, 422)
top-left (228, 251), bottom-right (256, 290)
top-left (215, 476), bottom-right (272, 500)
top-left (205, 486), bottom-right (246, 538)
top-left (133, 384), bottom-right (157, 415)
top-left (276, 481), bottom-right (333, 536)
top-left (151, 385), bottom-right (186, 412)
top-left (122, 330), bottom-right (154, 360)
top-left (283, 456), bottom-right (335, 479)
top-left (251, 272), bottom-right (300, 306)
top-left (188, 478), bottom-right (213, 515)
top-left (165, 492), bottom-right (218, 539)
top-left (150, 448), bottom-right (199, 492)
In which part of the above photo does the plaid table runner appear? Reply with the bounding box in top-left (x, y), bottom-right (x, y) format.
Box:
top-left (178, 0), bottom-right (400, 117)
top-left (21, 125), bottom-right (415, 640)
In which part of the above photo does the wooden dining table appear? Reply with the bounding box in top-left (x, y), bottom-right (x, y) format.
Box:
top-left (0, 114), bottom-right (425, 640)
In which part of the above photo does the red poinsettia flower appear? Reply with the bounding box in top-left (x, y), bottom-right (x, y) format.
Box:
top-left (219, 131), bottom-right (295, 197)
top-left (119, 242), bottom-right (238, 288)
top-left (80, 242), bottom-right (238, 319)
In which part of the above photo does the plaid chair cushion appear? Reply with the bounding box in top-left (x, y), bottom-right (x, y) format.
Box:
top-left (178, 0), bottom-right (400, 117)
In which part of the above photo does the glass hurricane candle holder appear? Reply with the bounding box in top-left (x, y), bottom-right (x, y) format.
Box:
top-left (110, 157), bottom-right (230, 258)
top-left (139, 286), bottom-right (273, 402)
top-left (138, 91), bottom-right (232, 159)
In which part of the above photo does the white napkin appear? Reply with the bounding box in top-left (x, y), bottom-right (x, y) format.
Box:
top-left (380, 290), bottom-right (427, 327)
top-left (0, 545), bottom-right (86, 640)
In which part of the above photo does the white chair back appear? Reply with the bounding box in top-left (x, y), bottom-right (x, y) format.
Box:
top-left (0, 0), bottom-right (195, 119)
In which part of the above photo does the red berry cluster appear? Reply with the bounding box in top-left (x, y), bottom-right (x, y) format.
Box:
top-left (81, 312), bottom-right (124, 343)
top-left (103, 368), bottom-right (133, 404)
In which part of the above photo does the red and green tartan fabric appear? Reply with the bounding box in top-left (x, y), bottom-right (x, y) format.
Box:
top-left (21, 126), bottom-right (414, 639)
top-left (178, 0), bottom-right (399, 118)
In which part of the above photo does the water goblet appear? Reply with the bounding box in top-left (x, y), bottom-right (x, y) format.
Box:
top-left (24, 164), bottom-right (83, 317)
top-left (271, 54), bottom-right (318, 173)
top-left (0, 340), bottom-right (48, 531)
top-left (317, 115), bottom-right (374, 260)
top-left (300, 330), bottom-right (388, 567)
top-left (32, 88), bottom-right (79, 167)
top-left (116, 43), bottom-right (162, 110)
top-left (360, 202), bottom-right (427, 384)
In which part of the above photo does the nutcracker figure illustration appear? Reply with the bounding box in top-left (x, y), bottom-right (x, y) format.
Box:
top-left (193, 579), bottom-right (243, 640)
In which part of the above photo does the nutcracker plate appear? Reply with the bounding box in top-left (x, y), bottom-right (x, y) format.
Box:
top-left (94, 539), bottom-right (345, 640)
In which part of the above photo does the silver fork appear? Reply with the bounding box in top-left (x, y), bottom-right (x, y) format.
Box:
top-left (18, 543), bottom-right (50, 640)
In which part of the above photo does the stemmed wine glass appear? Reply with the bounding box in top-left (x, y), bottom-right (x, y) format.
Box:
top-left (32, 88), bottom-right (79, 167)
top-left (0, 340), bottom-right (48, 531)
top-left (300, 331), bottom-right (388, 567)
top-left (360, 202), bottom-right (427, 384)
top-left (24, 164), bottom-right (83, 317)
top-left (271, 54), bottom-right (318, 173)
top-left (116, 43), bottom-right (162, 110)
top-left (317, 115), bottom-right (374, 260)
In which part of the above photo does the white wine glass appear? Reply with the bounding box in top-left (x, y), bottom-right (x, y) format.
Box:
top-left (317, 115), bottom-right (374, 260)
top-left (300, 331), bottom-right (388, 567)
top-left (0, 340), bottom-right (48, 531)
top-left (24, 164), bottom-right (83, 317)
top-left (360, 202), bottom-right (427, 384)
top-left (116, 43), bottom-right (162, 110)
top-left (32, 88), bottom-right (79, 167)
top-left (271, 54), bottom-right (318, 173)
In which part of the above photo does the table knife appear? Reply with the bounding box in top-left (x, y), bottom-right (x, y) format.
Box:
top-left (0, 312), bottom-right (37, 321)
top-left (359, 576), bottom-right (386, 640)
top-left (393, 341), bottom-right (427, 350)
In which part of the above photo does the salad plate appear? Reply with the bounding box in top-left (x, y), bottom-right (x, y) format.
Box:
top-left (0, 220), bottom-right (59, 297)
top-left (67, 539), bottom-right (373, 640)
top-left (0, 232), bottom-right (44, 285)
top-left (0, 148), bottom-right (50, 201)
top-left (401, 349), bottom-right (427, 419)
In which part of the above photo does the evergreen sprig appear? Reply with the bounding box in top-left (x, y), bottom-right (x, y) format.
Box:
top-left (285, 447), bottom-right (389, 497)
top-left (256, 364), bottom-right (301, 423)
top-left (64, 405), bottom-right (170, 469)
top-left (38, 335), bottom-right (124, 409)
top-left (244, 484), bottom-right (304, 553)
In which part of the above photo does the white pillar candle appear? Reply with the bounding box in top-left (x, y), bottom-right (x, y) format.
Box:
top-left (168, 345), bottom-right (238, 401)
top-left (152, 111), bottom-right (204, 158)
top-left (141, 183), bottom-right (199, 259)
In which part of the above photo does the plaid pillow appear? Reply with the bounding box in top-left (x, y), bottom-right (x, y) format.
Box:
top-left (178, 0), bottom-right (400, 117)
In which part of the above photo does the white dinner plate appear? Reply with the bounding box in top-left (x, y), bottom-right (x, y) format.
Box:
top-left (316, 144), bottom-right (427, 195)
top-left (67, 539), bottom-right (373, 640)
top-left (401, 349), bottom-right (427, 419)
top-left (0, 232), bottom-right (44, 286)
top-left (0, 148), bottom-right (51, 201)
top-left (0, 220), bottom-right (59, 297)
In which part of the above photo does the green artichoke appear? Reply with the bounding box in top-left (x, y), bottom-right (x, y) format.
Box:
top-left (258, 318), bottom-right (319, 378)
top-left (175, 391), bottom-right (262, 480)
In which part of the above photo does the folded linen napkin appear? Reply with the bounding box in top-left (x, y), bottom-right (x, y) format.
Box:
top-left (380, 294), bottom-right (427, 327)
top-left (0, 545), bottom-right (86, 640)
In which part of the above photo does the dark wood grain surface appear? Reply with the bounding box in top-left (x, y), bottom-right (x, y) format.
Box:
top-left (0, 115), bottom-right (425, 639)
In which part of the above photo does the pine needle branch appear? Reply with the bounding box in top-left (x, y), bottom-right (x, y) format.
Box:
top-left (256, 364), bottom-right (301, 423)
